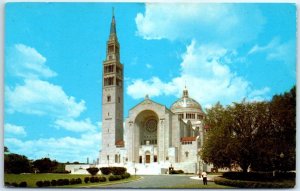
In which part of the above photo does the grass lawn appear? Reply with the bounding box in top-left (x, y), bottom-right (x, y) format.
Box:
top-left (4, 173), bottom-right (140, 188)
top-left (163, 181), bottom-right (235, 189)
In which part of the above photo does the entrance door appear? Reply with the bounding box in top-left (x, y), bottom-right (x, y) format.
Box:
top-left (145, 155), bottom-right (150, 163)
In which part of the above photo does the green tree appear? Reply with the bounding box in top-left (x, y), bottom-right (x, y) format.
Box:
top-left (4, 146), bottom-right (9, 152)
top-left (201, 102), bottom-right (232, 169)
top-left (33, 158), bottom-right (58, 173)
top-left (4, 153), bottom-right (32, 174)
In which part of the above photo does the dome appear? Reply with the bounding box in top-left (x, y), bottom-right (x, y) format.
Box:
top-left (170, 88), bottom-right (203, 112)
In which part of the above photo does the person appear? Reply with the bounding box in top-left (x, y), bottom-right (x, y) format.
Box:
top-left (201, 171), bottom-right (208, 185)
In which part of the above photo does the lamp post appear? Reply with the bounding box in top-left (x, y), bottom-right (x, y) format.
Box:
top-left (279, 152), bottom-right (284, 172)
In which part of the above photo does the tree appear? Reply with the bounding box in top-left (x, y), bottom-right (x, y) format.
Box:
top-left (201, 86), bottom-right (296, 173)
top-left (4, 146), bottom-right (9, 152)
top-left (4, 153), bottom-right (32, 174)
top-left (33, 158), bottom-right (58, 173)
top-left (201, 103), bottom-right (232, 169)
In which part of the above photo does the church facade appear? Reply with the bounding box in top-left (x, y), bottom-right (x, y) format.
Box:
top-left (97, 13), bottom-right (211, 175)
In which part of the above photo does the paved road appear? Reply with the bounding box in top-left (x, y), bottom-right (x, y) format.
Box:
top-left (100, 175), bottom-right (206, 188)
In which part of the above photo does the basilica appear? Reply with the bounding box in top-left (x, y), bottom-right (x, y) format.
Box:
top-left (97, 12), bottom-right (211, 175)
top-left (67, 12), bottom-right (211, 175)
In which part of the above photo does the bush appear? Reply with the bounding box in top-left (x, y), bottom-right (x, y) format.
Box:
top-left (111, 167), bottom-right (127, 175)
top-left (87, 167), bottom-right (100, 176)
top-left (123, 172), bottom-right (131, 179)
top-left (19, 181), bottom-right (27, 187)
top-left (76, 178), bottom-right (82, 184)
top-left (51, 179), bottom-right (57, 186)
top-left (84, 177), bottom-right (90, 183)
top-left (43, 180), bottom-right (51, 187)
top-left (214, 177), bottom-right (295, 188)
top-left (57, 179), bottom-right (65, 186)
top-left (36, 181), bottom-right (44, 187)
top-left (70, 178), bottom-right (77, 185)
top-left (222, 171), bottom-right (296, 181)
top-left (169, 169), bottom-right (184, 174)
top-left (90, 176), bottom-right (95, 183)
top-left (4, 182), bottom-right (10, 186)
top-left (63, 179), bottom-right (69, 185)
top-left (94, 176), bottom-right (100, 182)
top-left (109, 175), bottom-right (122, 181)
top-left (100, 167), bottom-right (112, 175)
top-left (11, 182), bottom-right (19, 187)
top-left (99, 176), bottom-right (107, 182)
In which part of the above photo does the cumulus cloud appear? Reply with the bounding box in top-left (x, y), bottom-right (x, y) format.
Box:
top-left (54, 118), bottom-right (97, 132)
top-left (7, 44), bottom-right (57, 79)
top-left (127, 41), bottom-right (270, 107)
top-left (136, 4), bottom-right (265, 47)
top-left (5, 79), bottom-right (86, 118)
top-left (5, 133), bottom-right (101, 162)
top-left (4, 123), bottom-right (27, 137)
top-left (249, 37), bottom-right (295, 66)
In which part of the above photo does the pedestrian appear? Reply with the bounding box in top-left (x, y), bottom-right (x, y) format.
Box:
top-left (201, 171), bottom-right (208, 185)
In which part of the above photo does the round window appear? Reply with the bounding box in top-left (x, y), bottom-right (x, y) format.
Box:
top-left (145, 119), bottom-right (157, 133)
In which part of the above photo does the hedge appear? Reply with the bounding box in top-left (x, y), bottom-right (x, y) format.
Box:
top-left (223, 171), bottom-right (296, 181)
top-left (214, 177), bottom-right (295, 188)
top-left (100, 166), bottom-right (127, 175)
top-left (169, 170), bottom-right (184, 174)
top-left (35, 177), bottom-right (82, 187)
top-left (109, 175), bottom-right (122, 181)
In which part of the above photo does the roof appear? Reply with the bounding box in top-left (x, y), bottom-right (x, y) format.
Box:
top-left (180, 137), bottom-right (196, 142)
top-left (170, 88), bottom-right (203, 112)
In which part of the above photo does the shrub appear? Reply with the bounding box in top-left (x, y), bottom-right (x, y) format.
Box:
top-left (36, 181), bottom-right (44, 187)
top-left (90, 176), bottom-right (95, 183)
top-left (70, 178), bottom-right (77, 185)
top-left (57, 179), bottom-right (64, 186)
top-left (51, 179), bottom-right (57, 186)
top-left (214, 177), bottom-right (295, 188)
top-left (123, 172), bottom-right (131, 179)
top-left (99, 176), bottom-right (107, 182)
top-left (43, 180), bottom-right (51, 187)
top-left (84, 177), bottom-right (90, 183)
top-left (4, 182), bottom-right (10, 186)
top-left (95, 176), bottom-right (100, 182)
top-left (63, 179), bottom-right (69, 185)
top-left (11, 182), bottom-right (19, 187)
top-left (76, 178), bottom-right (82, 184)
top-left (109, 175), bottom-right (122, 181)
top-left (19, 181), bottom-right (27, 187)
top-left (170, 169), bottom-right (184, 174)
top-left (222, 171), bottom-right (296, 181)
top-left (111, 167), bottom-right (127, 175)
top-left (100, 167), bottom-right (112, 175)
top-left (87, 167), bottom-right (100, 176)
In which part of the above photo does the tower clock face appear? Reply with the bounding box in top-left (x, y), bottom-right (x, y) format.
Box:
top-left (145, 119), bottom-right (157, 133)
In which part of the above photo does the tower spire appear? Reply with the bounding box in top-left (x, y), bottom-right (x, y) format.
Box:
top-left (110, 7), bottom-right (116, 35)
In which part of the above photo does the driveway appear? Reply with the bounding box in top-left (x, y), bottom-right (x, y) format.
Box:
top-left (99, 175), bottom-right (205, 188)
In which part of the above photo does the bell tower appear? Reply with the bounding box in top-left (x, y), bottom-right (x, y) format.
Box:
top-left (101, 9), bottom-right (124, 165)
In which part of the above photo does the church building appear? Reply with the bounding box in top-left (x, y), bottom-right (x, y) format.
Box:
top-left (98, 12), bottom-right (210, 175)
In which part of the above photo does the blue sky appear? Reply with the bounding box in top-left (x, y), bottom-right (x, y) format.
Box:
top-left (4, 3), bottom-right (296, 163)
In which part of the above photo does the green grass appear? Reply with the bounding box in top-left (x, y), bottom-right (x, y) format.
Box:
top-left (4, 173), bottom-right (140, 188)
top-left (163, 181), bottom-right (235, 189)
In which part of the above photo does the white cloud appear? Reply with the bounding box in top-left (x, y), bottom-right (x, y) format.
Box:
top-left (7, 44), bottom-right (57, 79)
top-left (4, 122), bottom-right (102, 162)
top-left (127, 41), bottom-right (270, 107)
top-left (54, 118), bottom-right (97, 132)
top-left (248, 37), bottom-right (295, 65)
top-left (5, 79), bottom-right (86, 118)
top-left (4, 123), bottom-right (27, 137)
top-left (5, 133), bottom-right (101, 162)
top-left (136, 4), bottom-right (265, 47)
